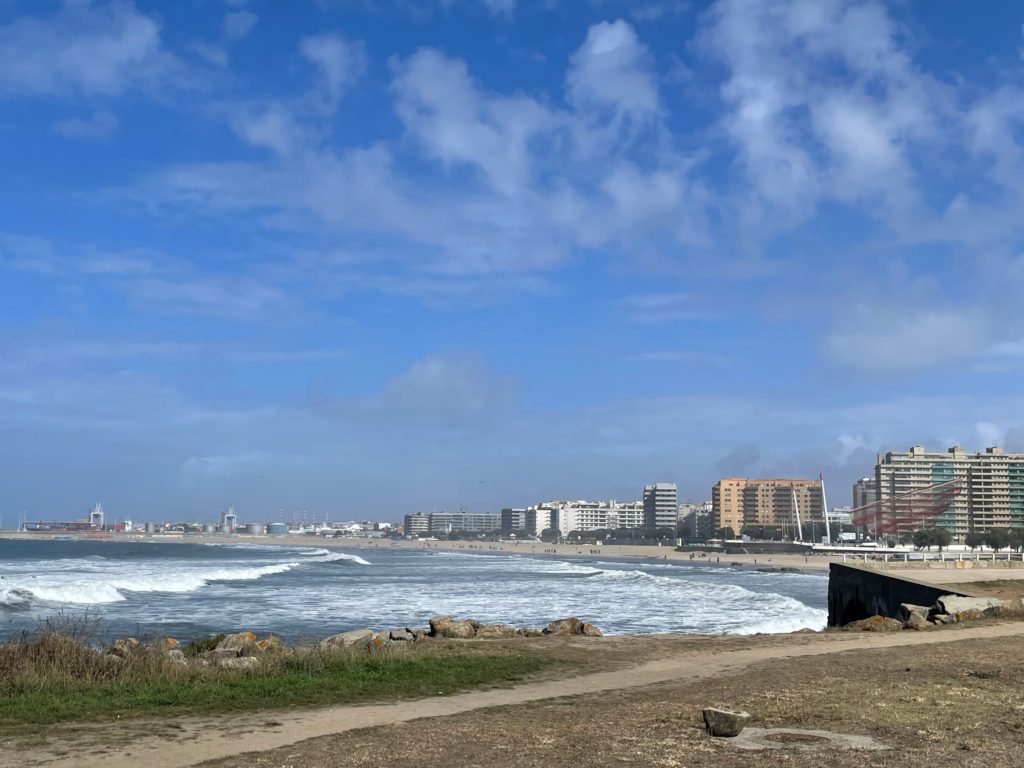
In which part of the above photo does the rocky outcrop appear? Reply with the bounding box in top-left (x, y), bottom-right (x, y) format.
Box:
top-left (842, 615), bottom-right (904, 632)
top-left (703, 707), bottom-right (751, 737)
top-left (216, 632), bottom-right (257, 654)
top-left (543, 617), bottom-right (604, 636)
top-left (475, 624), bottom-right (517, 639)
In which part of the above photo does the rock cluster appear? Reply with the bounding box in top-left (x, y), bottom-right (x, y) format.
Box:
top-left (842, 595), bottom-right (1020, 632)
top-left (104, 615), bottom-right (603, 672)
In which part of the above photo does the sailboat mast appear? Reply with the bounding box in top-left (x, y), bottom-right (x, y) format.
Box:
top-left (793, 487), bottom-right (804, 542)
top-left (820, 473), bottom-right (831, 543)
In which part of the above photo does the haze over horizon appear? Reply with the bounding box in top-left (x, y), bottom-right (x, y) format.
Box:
top-left (3, 0), bottom-right (1024, 521)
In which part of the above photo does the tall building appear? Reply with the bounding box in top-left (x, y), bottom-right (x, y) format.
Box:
top-left (428, 512), bottom-right (501, 534)
top-left (711, 478), bottom-right (824, 536)
top-left (852, 477), bottom-right (878, 509)
top-left (875, 446), bottom-right (1024, 535)
top-left (643, 483), bottom-right (678, 530)
top-left (403, 513), bottom-right (430, 536)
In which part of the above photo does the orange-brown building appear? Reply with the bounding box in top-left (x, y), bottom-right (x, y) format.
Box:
top-left (711, 478), bottom-right (824, 535)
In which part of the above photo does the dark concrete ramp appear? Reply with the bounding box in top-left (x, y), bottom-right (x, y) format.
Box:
top-left (827, 562), bottom-right (986, 626)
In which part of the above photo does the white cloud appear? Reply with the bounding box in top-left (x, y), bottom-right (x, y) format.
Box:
top-left (0, 0), bottom-right (177, 97)
top-left (826, 306), bottom-right (988, 374)
top-left (566, 20), bottom-right (659, 118)
top-left (223, 10), bottom-right (258, 41)
top-left (52, 109), bottom-right (119, 139)
top-left (192, 41), bottom-right (228, 68)
top-left (300, 32), bottom-right (367, 109)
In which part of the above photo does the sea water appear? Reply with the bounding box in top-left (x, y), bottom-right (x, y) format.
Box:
top-left (0, 539), bottom-right (827, 640)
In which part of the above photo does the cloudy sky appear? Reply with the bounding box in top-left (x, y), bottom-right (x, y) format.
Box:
top-left (3, 0), bottom-right (1024, 523)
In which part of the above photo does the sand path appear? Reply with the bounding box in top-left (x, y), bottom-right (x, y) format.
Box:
top-left (7, 622), bottom-right (1024, 768)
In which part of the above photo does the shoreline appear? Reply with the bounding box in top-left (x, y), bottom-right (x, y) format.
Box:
top-left (8, 531), bottom-right (1024, 586)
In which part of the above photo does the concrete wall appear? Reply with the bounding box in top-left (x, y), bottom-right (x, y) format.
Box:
top-left (827, 563), bottom-right (980, 626)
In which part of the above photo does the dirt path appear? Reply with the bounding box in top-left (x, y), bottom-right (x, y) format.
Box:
top-left (7, 622), bottom-right (1024, 768)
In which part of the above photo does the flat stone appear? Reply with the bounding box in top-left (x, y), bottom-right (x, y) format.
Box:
top-left (703, 708), bottom-right (751, 737)
top-left (727, 727), bottom-right (888, 752)
top-left (217, 655), bottom-right (260, 670)
top-left (936, 595), bottom-right (1002, 614)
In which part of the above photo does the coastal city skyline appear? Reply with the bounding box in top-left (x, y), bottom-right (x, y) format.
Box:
top-left (5, 2), bottom-right (1024, 519)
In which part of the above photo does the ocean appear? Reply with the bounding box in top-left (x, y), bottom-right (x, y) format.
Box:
top-left (0, 539), bottom-right (828, 641)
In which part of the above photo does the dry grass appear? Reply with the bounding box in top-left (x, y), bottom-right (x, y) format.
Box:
top-left (201, 634), bottom-right (1024, 768)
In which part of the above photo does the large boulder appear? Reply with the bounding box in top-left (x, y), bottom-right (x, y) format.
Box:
top-left (429, 616), bottom-right (477, 639)
top-left (389, 629), bottom-right (414, 642)
top-left (475, 624), bottom-right (517, 639)
top-left (544, 617), bottom-right (584, 635)
top-left (842, 616), bottom-right (904, 632)
top-left (936, 595), bottom-right (1002, 615)
top-left (250, 635), bottom-right (286, 655)
top-left (165, 649), bottom-right (188, 666)
top-left (703, 707), bottom-right (751, 737)
top-left (369, 632), bottom-right (392, 651)
top-left (580, 623), bottom-right (603, 637)
top-left (903, 612), bottom-right (931, 631)
top-left (319, 628), bottom-right (374, 652)
top-left (898, 604), bottom-right (930, 623)
top-left (216, 632), bottom-right (258, 653)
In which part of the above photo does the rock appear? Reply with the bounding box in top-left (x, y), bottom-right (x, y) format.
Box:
top-left (903, 613), bottom-right (930, 631)
top-left (429, 616), bottom-right (477, 639)
top-left (370, 632), bottom-right (392, 651)
top-left (779, 567), bottom-right (800, 573)
top-left (475, 624), bottom-right (517, 639)
top-left (703, 707), bottom-right (751, 737)
top-left (251, 635), bottom-right (286, 655)
top-left (165, 649), bottom-right (188, 666)
top-left (580, 623), bottom-right (603, 637)
top-left (932, 613), bottom-right (957, 625)
top-left (898, 603), bottom-right (930, 623)
top-left (793, 628), bottom-right (818, 634)
top-left (201, 649), bottom-right (241, 664)
top-left (216, 632), bottom-right (258, 653)
top-left (218, 655), bottom-right (260, 670)
top-left (936, 595), bottom-right (1002, 615)
top-left (517, 628), bottom-right (544, 638)
top-left (842, 616), bottom-right (904, 632)
top-left (319, 628), bottom-right (374, 652)
top-left (410, 629), bottom-right (431, 641)
top-left (544, 617), bottom-right (584, 635)
top-left (102, 653), bottom-right (124, 664)
top-left (389, 629), bottom-right (414, 642)
top-left (110, 637), bottom-right (140, 658)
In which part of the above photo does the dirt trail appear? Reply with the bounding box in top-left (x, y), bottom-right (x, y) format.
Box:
top-left (7, 622), bottom-right (1024, 768)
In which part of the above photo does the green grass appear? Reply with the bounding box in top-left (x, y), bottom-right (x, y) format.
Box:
top-left (0, 647), bottom-right (548, 727)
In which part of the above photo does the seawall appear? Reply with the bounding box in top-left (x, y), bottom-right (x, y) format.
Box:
top-left (827, 562), bottom-right (986, 626)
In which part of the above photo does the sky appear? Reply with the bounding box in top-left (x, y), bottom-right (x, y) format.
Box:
top-left (3, 0), bottom-right (1024, 523)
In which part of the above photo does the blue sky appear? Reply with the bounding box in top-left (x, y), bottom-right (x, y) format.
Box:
top-left (3, 0), bottom-right (1024, 522)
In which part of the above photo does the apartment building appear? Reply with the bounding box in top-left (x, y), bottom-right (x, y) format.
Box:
top-left (643, 483), bottom-right (678, 530)
top-left (875, 446), bottom-right (1024, 534)
top-left (711, 478), bottom-right (824, 535)
top-left (852, 477), bottom-right (879, 509)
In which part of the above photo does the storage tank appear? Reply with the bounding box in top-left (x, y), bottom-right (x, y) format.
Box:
top-left (266, 522), bottom-right (289, 536)
top-left (202, 523), bottom-right (216, 534)
top-left (144, 522), bottom-right (157, 534)
top-left (243, 523), bottom-right (265, 536)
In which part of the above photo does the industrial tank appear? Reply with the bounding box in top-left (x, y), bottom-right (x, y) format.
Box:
top-left (266, 522), bottom-right (289, 536)
top-left (144, 522), bottom-right (157, 534)
top-left (202, 524), bottom-right (216, 534)
top-left (243, 523), bottom-right (265, 536)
